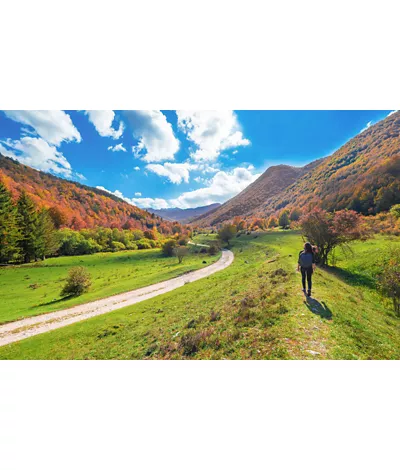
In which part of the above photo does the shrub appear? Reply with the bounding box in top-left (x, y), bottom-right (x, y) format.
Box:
top-left (137, 239), bottom-right (152, 250)
top-left (111, 241), bottom-right (126, 252)
top-left (60, 266), bottom-right (91, 297)
top-left (177, 236), bottom-right (189, 246)
top-left (390, 204), bottom-right (400, 219)
top-left (162, 239), bottom-right (177, 256)
top-left (208, 242), bottom-right (220, 255)
top-left (378, 248), bottom-right (400, 316)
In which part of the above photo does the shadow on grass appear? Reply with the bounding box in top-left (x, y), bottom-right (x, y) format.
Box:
top-left (304, 296), bottom-right (333, 320)
top-left (324, 266), bottom-right (376, 290)
top-left (34, 295), bottom-right (75, 308)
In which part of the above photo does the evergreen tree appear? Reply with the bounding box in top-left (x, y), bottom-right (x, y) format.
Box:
top-left (36, 208), bottom-right (60, 260)
top-left (16, 191), bottom-right (38, 263)
top-left (0, 182), bottom-right (20, 263)
top-left (278, 210), bottom-right (290, 229)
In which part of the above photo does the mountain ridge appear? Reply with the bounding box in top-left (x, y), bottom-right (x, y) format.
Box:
top-left (193, 111), bottom-right (400, 226)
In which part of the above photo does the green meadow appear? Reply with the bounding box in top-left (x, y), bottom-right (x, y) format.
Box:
top-left (1, 231), bottom-right (399, 359)
top-left (0, 247), bottom-right (220, 324)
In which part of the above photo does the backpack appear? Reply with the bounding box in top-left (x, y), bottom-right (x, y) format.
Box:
top-left (299, 251), bottom-right (313, 268)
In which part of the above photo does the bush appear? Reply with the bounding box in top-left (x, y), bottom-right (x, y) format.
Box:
top-left (378, 248), bottom-right (400, 316)
top-left (137, 239), bottom-right (152, 250)
top-left (177, 236), bottom-right (189, 246)
top-left (162, 239), bottom-right (177, 256)
top-left (208, 242), bottom-right (220, 255)
top-left (60, 266), bottom-right (91, 297)
top-left (111, 241), bottom-right (126, 252)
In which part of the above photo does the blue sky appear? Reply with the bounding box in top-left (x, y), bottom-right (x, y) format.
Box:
top-left (0, 110), bottom-right (394, 209)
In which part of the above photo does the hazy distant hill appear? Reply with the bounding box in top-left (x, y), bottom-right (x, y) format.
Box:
top-left (193, 111), bottom-right (400, 226)
top-left (0, 155), bottom-right (177, 233)
top-left (153, 203), bottom-right (221, 222)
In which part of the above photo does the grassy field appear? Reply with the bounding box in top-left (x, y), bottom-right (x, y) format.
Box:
top-left (1, 231), bottom-right (399, 359)
top-left (0, 246), bottom-right (220, 324)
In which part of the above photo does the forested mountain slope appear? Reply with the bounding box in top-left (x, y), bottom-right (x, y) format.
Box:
top-left (0, 155), bottom-right (176, 233)
top-left (194, 111), bottom-right (400, 226)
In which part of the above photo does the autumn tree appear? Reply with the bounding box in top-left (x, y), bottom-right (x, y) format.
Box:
top-left (289, 207), bottom-right (302, 221)
top-left (378, 248), bottom-right (400, 316)
top-left (278, 210), bottom-right (290, 229)
top-left (162, 239), bottom-right (177, 257)
top-left (16, 191), bottom-right (38, 263)
top-left (217, 224), bottom-right (237, 246)
top-left (0, 181), bottom-right (20, 263)
top-left (300, 208), bottom-right (363, 265)
top-left (48, 206), bottom-right (68, 229)
top-left (268, 216), bottom-right (278, 228)
top-left (174, 245), bottom-right (189, 264)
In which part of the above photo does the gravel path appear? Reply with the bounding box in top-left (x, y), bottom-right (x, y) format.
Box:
top-left (0, 249), bottom-right (234, 347)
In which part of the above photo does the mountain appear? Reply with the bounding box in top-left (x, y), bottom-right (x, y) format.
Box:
top-left (0, 155), bottom-right (178, 233)
top-left (152, 203), bottom-right (221, 222)
top-left (191, 161), bottom-right (323, 226)
top-left (193, 111), bottom-right (400, 226)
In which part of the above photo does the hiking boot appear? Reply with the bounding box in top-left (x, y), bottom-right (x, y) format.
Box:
top-left (302, 288), bottom-right (306, 294)
top-left (307, 290), bottom-right (312, 297)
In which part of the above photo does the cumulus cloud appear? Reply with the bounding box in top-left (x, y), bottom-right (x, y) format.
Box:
top-left (135, 192), bottom-right (142, 196)
top-left (134, 166), bottom-right (140, 171)
top-left (95, 165), bottom-right (259, 210)
top-left (85, 110), bottom-right (124, 139)
top-left (0, 137), bottom-right (73, 177)
top-left (170, 166), bottom-right (260, 209)
top-left (108, 143), bottom-right (127, 152)
top-left (96, 185), bottom-right (170, 210)
top-left (4, 110), bottom-right (81, 146)
top-left (124, 111), bottom-right (180, 162)
top-left (176, 110), bottom-right (250, 161)
top-left (146, 162), bottom-right (193, 184)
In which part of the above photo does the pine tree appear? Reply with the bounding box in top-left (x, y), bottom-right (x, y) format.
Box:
top-left (36, 208), bottom-right (60, 260)
top-left (0, 182), bottom-right (20, 263)
top-left (16, 191), bottom-right (38, 263)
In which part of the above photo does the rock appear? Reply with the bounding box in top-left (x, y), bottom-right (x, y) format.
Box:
top-left (306, 350), bottom-right (321, 356)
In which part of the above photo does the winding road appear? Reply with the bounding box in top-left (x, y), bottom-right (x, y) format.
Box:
top-left (0, 249), bottom-right (234, 347)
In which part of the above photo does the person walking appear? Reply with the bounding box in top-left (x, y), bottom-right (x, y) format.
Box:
top-left (297, 242), bottom-right (316, 297)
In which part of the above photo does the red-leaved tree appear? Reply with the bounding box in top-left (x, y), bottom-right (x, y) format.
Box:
top-left (300, 208), bottom-right (364, 265)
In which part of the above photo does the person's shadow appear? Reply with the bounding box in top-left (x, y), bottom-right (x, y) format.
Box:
top-left (303, 296), bottom-right (333, 320)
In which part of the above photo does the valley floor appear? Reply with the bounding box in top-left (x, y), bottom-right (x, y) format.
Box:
top-left (0, 231), bottom-right (399, 359)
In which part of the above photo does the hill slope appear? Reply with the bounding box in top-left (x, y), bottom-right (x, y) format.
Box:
top-left (194, 111), bottom-right (400, 226)
top-left (0, 155), bottom-right (176, 233)
top-left (152, 203), bottom-right (221, 222)
top-left (192, 161), bottom-right (322, 226)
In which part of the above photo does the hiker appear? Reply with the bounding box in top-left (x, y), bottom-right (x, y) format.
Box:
top-left (297, 242), bottom-right (317, 297)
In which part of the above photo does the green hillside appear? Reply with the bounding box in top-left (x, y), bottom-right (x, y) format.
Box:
top-left (1, 231), bottom-right (399, 359)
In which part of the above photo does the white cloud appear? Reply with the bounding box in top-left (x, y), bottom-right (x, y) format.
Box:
top-left (85, 110), bottom-right (124, 139)
top-left (124, 111), bottom-right (180, 162)
top-left (170, 166), bottom-right (260, 209)
top-left (108, 143), bottom-right (127, 152)
top-left (95, 165), bottom-right (259, 210)
top-left (134, 166), bottom-right (140, 171)
top-left (0, 137), bottom-right (73, 177)
top-left (4, 110), bottom-right (81, 146)
top-left (146, 162), bottom-right (193, 184)
top-left (176, 110), bottom-right (250, 161)
top-left (360, 120), bottom-right (373, 133)
top-left (135, 192), bottom-right (142, 196)
top-left (96, 185), bottom-right (170, 210)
